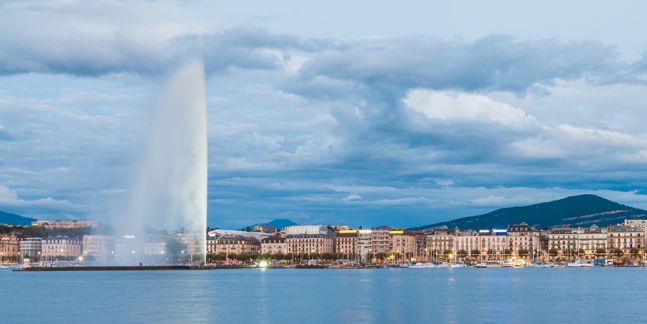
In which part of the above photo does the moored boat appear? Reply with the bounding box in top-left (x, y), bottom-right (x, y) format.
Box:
top-left (485, 261), bottom-right (502, 268)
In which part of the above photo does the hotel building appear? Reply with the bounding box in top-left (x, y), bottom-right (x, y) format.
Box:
top-left (261, 235), bottom-right (288, 255)
top-left (41, 237), bottom-right (82, 259)
top-left (285, 234), bottom-right (334, 255)
top-left (207, 235), bottom-right (261, 255)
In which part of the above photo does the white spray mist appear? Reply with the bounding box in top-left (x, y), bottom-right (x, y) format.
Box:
top-left (116, 59), bottom-right (207, 265)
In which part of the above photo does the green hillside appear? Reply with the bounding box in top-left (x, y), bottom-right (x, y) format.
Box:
top-left (413, 194), bottom-right (647, 231)
top-left (0, 210), bottom-right (36, 226)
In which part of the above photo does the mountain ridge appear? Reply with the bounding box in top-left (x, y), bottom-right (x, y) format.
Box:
top-left (412, 194), bottom-right (647, 231)
top-left (258, 218), bottom-right (297, 230)
top-left (0, 210), bottom-right (36, 226)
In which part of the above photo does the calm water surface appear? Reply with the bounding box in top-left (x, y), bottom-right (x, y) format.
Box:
top-left (1, 268), bottom-right (646, 323)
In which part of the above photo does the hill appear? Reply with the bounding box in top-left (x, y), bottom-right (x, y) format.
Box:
top-left (0, 210), bottom-right (36, 226)
top-left (413, 194), bottom-right (647, 231)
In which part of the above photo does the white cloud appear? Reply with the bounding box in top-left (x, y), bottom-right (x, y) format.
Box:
top-left (342, 193), bottom-right (362, 201)
top-left (0, 184), bottom-right (78, 217)
top-left (404, 89), bottom-right (538, 127)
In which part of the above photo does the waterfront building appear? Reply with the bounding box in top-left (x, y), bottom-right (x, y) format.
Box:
top-left (20, 238), bottom-right (42, 260)
top-left (144, 241), bottom-right (166, 256)
top-left (370, 227), bottom-right (392, 255)
top-left (284, 225), bottom-right (330, 236)
top-left (425, 228), bottom-right (454, 258)
top-left (32, 220), bottom-right (98, 229)
top-left (285, 234), bottom-right (333, 255)
top-left (357, 229), bottom-right (372, 260)
top-left (0, 235), bottom-right (21, 262)
top-left (414, 234), bottom-right (428, 261)
top-left (389, 230), bottom-right (416, 260)
top-left (82, 235), bottom-right (115, 262)
top-left (207, 235), bottom-right (261, 255)
top-left (607, 225), bottom-right (643, 252)
top-left (333, 230), bottom-right (357, 257)
top-left (577, 225), bottom-right (607, 255)
top-left (261, 235), bottom-right (288, 255)
top-left (548, 227), bottom-right (578, 256)
top-left (452, 230), bottom-right (480, 256)
top-left (506, 223), bottom-right (541, 257)
top-left (41, 237), bottom-right (82, 259)
top-left (624, 219), bottom-right (647, 251)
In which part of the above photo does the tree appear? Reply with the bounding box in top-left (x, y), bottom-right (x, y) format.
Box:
top-left (595, 248), bottom-right (606, 257)
top-left (578, 248), bottom-right (586, 256)
top-left (518, 249), bottom-right (529, 257)
top-left (613, 248), bottom-right (624, 258)
top-left (549, 249), bottom-right (558, 257)
top-left (470, 249), bottom-right (481, 257)
top-left (503, 249), bottom-right (512, 256)
top-left (630, 247), bottom-right (641, 258)
top-left (321, 253), bottom-right (335, 260)
top-left (457, 250), bottom-right (468, 259)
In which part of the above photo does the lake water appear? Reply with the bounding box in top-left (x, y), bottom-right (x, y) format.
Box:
top-left (2, 268), bottom-right (646, 323)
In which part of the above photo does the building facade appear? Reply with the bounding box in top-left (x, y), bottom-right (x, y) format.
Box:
top-left (390, 230), bottom-right (416, 260)
top-left (607, 225), bottom-right (643, 252)
top-left (41, 237), bottom-right (82, 259)
top-left (32, 220), bottom-right (98, 229)
top-left (261, 235), bottom-right (288, 255)
top-left (0, 235), bottom-right (21, 262)
top-left (207, 236), bottom-right (261, 255)
top-left (20, 238), bottom-right (42, 260)
top-left (82, 235), bottom-right (115, 262)
top-left (285, 234), bottom-right (333, 255)
top-left (284, 225), bottom-right (329, 236)
top-left (334, 230), bottom-right (357, 256)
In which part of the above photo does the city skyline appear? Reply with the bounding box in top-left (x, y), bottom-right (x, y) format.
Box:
top-left (2, 1), bottom-right (647, 229)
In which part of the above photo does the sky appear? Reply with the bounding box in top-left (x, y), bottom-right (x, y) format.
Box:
top-left (1, 0), bottom-right (647, 229)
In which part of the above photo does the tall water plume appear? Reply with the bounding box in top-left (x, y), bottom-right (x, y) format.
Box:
top-left (114, 60), bottom-right (207, 265)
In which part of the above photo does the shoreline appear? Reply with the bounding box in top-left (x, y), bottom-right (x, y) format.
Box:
top-left (11, 264), bottom-right (647, 271)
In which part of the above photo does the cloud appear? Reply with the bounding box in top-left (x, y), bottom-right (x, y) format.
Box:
top-left (297, 35), bottom-right (625, 94)
top-left (2, 3), bottom-right (647, 228)
top-left (342, 193), bottom-right (362, 201)
top-left (0, 184), bottom-right (80, 218)
top-left (0, 4), bottom-right (639, 96)
top-left (404, 89), bottom-right (537, 127)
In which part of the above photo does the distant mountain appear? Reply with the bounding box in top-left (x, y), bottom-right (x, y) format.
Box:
top-left (413, 194), bottom-right (647, 231)
top-left (259, 219), bottom-right (297, 230)
top-left (0, 210), bottom-right (36, 226)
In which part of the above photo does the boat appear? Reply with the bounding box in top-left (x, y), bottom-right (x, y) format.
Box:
top-left (474, 262), bottom-right (487, 268)
top-left (433, 262), bottom-right (450, 268)
top-left (408, 262), bottom-right (435, 269)
top-left (567, 260), bottom-right (594, 267)
top-left (485, 261), bottom-right (502, 268)
top-left (501, 261), bottom-right (514, 268)
top-left (449, 261), bottom-right (467, 268)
